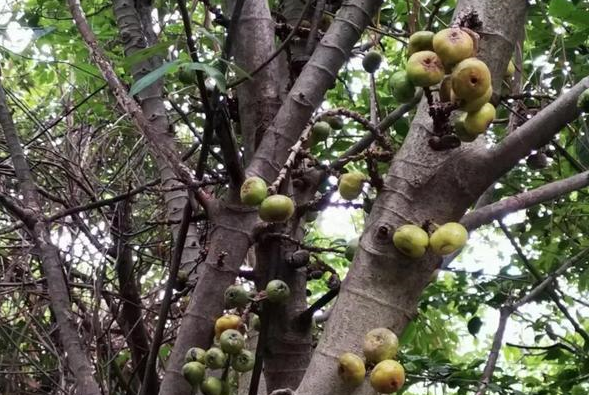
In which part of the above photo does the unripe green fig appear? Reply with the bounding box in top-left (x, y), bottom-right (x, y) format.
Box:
top-left (406, 51), bottom-right (445, 87)
top-left (429, 222), bottom-right (468, 256)
top-left (363, 327), bottom-right (399, 363)
top-left (265, 279), bottom-right (290, 303)
top-left (577, 88), bottom-right (589, 112)
top-left (433, 28), bottom-right (474, 67)
top-left (204, 347), bottom-right (227, 369)
top-left (505, 59), bottom-right (516, 78)
top-left (219, 329), bottom-right (245, 354)
top-left (370, 360), bottom-right (405, 393)
top-left (310, 121), bottom-right (332, 144)
top-left (185, 347), bottom-right (207, 364)
top-left (451, 58), bottom-right (492, 101)
top-left (322, 115), bottom-right (344, 130)
top-left (362, 51), bottom-right (382, 73)
top-left (240, 177), bottom-right (267, 206)
top-left (215, 314), bottom-right (242, 338)
top-left (224, 285), bottom-right (250, 309)
top-left (407, 30), bottom-right (434, 56)
top-left (337, 352), bottom-right (366, 386)
top-left (464, 103), bottom-right (496, 135)
top-left (338, 172), bottom-right (365, 200)
top-left (250, 313), bottom-right (261, 331)
top-left (345, 237), bottom-right (359, 261)
top-left (182, 361), bottom-right (205, 386)
top-left (454, 86), bottom-right (492, 113)
top-left (453, 112), bottom-right (477, 142)
top-left (389, 70), bottom-right (416, 103)
top-left (259, 194), bottom-right (295, 223)
top-left (201, 377), bottom-right (223, 395)
top-left (392, 224), bottom-right (429, 259)
top-left (232, 349), bottom-right (256, 372)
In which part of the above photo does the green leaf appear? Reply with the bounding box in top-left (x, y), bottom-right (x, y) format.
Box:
top-left (129, 60), bottom-right (180, 96)
top-left (182, 61), bottom-right (227, 92)
top-left (217, 58), bottom-right (253, 81)
top-left (122, 41), bottom-right (173, 70)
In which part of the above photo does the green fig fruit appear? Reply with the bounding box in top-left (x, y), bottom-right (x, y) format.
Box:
top-left (390, 70), bottom-right (416, 103)
top-left (429, 222), bottom-right (468, 256)
top-left (185, 347), bottom-right (207, 364)
top-left (392, 224), bottom-right (429, 259)
top-left (201, 377), bottom-right (223, 395)
top-left (259, 194), bottom-right (295, 223)
top-left (310, 121), bottom-right (332, 144)
top-left (182, 361), bottom-right (206, 387)
top-left (577, 88), bottom-right (589, 112)
top-left (224, 285), bottom-right (250, 309)
top-left (322, 115), bottom-right (344, 130)
top-left (338, 172), bottom-right (365, 200)
top-left (406, 51), bottom-right (445, 87)
top-left (345, 237), bottom-right (359, 261)
top-left (250, 314), bottom-right (261, 331)
top-left (453, 112), bottom-right (477, 142)
top-left (265, 279), bottom-right (290, 303)
top-left (363, 327), bottom-right (399, 363)
top-left (362, 51), bottom-right (382, 73)
top-left (215, 314), bottom-right (242, 339)
top-left (204, 347), bottom-right (227, 369)
top-left (370, 360), bottom-right (405, 393)
top-left (232, 349), bottom-right (256, 372)
top-left (464, 103), bottom-right (496, 135)
top-left (407, 30), bottom-right (434, 56)
top-left (454, 86), bottom-right (492, 112)
top-left (240, 177), bottom-right (268, 206)
top-left (505, 59), bottom-right (516, 78)
top-left (219, 329), bottom-right (245, 354)
top-left (337, 352), bottom-right (366, 386)
top-left (432, 28), bottom-right (474, 67)
top-left (451, 58), bottom-right (492, 101)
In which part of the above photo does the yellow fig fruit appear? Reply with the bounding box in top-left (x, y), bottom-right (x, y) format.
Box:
top-left (363, 327), bottom-right (398, 363)
top-left (451, 58), bottom-right (491, 101)
top-left (337, 352), bottom-right (366, 386)
top-left (505, 59), bottom-right (516, 78)
top-left (433, 28), bottom-right (474, 67)
top-left (392, 224), bottom-right (429, 259)
top-left (406, 51), bottom-right (445, 87)
top-left (259, 195), bottom-right (295, 223)
top-left (214, 314), bottom-right (242, 339)
top-left (453, 86), bottom-right (492, 113)
top-left (407, 30), bottom-right (434, 56)
top-left (338, 172), bottom-right (365, 201)
top-left (370, 360), bottom-right (405, 393)
top-left (464, 103), bottom-right (496, 135)
top-left (429, 222), bottom-right (468, 256)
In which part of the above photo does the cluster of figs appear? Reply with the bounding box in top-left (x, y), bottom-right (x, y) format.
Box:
top-left (181, 281), bottom-right (290, 394)
top-left (338, 327), bottom-right (405, 393)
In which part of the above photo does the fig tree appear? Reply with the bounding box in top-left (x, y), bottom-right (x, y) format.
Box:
top-left (240, 177), bottom-right (267, 206)
top-left (370, 360), bottom-right (405, 393)
top-left (259, 194), bottom-right (295, 223)
top-left (363, 327), bottom-right (398, 363)
top-left (337, 352), bottom-right (366, 386)
top-left (432, 28), bottom-right (474, 67)
top-left (451, 58), bottom-right (491, 101)
top-left (201, 377), bottom-right (223, 395)
top-left (310, 121), bottom-right (332, 144)
top-left (219, 329), bottom-right (245, 354)
top-left (389, 71), bottom-right (416, 103)
top-left (362, 51), bottom-right (382, 73)
top-left (214, 314), bottom-right (242, 338)
top-left (182, 361), bottom-right (205, 387)
top-left (224, 285), bottom-right (249, 309)
top-left (407, 30), bottom-right (434, 56)
top-left (184, 347), bottom-right (206, 364)
top-left (464, 103), bottom-right (496, 135)
top-left (338, 172), bottom-right (365, 201)
top-left (204, 347), bottom-right (227, 369)
top-left (265, 279), bottom-right (290, 303)
top-left (505, 59), bottom-right (516, 78)
top-left (392, 224), bottom-right (429, 259)
top-left (406, 51), bottom-right (445, 87)
top-left (232, 349), bottom-right (256, 372)
top-left (322, 115), bottom-right (344, 130)
top-left (429, 222), bottom-right (468, 256)
top-left (454, 86), bottom-right (492, 113)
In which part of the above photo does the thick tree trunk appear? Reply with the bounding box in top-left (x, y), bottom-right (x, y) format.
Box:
top-left (295, 2), bottom-right (528, 395)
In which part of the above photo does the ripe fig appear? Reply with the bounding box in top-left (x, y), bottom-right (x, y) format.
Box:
top-left (258, 194), bottom-right (295, 223)
top-left (182, 361), bottom-right (206, 386)
top-left (577, 88), bottom-right (589, 112)
top-left (432, 28), bottom-right (474, 67)
top-left (322, 115), bottom-right (344, 130)
top-left (454, 86), bottom-right (492, 113)
top-left (338, 172), bottom-right (365, 200)
top-left (439, 76), bottom-right (452, 102)
top-left (451, 58), bottom-right (491, 101)
top-left (389, 71), bottom-right (416, 103)
top-left (215, 314), bottom-right (242, 338)
top-left (201, 377), bottom-right (223, 395)
top-left (392, 224), bottom-right (429, 259)
top-left (219, 329), bottom-right (245, 354)
top-left (345, 237), bottom-right (359, 261)
top-left (406, 51), bottom-right (445, 87)
top-left (232, 349), bottom-right (256, 372)
top-left (407, 30), bottom-right (434, 56)
top-left (337, 352), bottom-right (366, 386)
top-left (310, 121), bottom-right (332, 144)
top-left (224, 285), bottom-right (250, 309)
top-left (370, 360), bottom-right (405, 393)
top-left (464, 103), bottom-right (496, 135)
top-left (429, 222), bottom-right (468, 256)
top-left (204, 347), bottom-right (227, 369)
top-left (363, 327), bottom-right (399, 363)
top-left (185, 347), bottom-right (207, 364)
top-left (362, 51), bottom-right (382, 73)
top-left (265, 279), bottom-right (290, 303)
top-left (526, 152), bottom-right (548, 170)
top-left (240, 177), bottom-right (267, 206)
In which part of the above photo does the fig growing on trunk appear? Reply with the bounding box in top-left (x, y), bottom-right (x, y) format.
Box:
top-left (451, 58), bottom-right (491, 101)
top-left (310, 121), bottom-right (332, 144)
top-left (215, 314), bottom-right (242, 338)
top-left (505, 59), bottom-right (516, 78)
top-left (201, 377), bottom-right (223, 395)
top-left (363, 327), bottom-right (399, 363)
top-left (338, 172), bottom-right (365, 200)
top-left (182, 361), bottom-right (206, 386)
top-left (454, 86), bottom-right (492, 113)
top-left (224, 285), bottom-right (249, 309)
top-left (240, 177), bottom-right (267, 206)
top-left (345, 237), bottom-right (359, 261)
top-left (204, 347), bottom-right (227, 369)
top-left (362, 51), bottom-right (382, 73)
top-left (407, 30), bottom-right (434, 56)
top-left (265, 279), bottom-right (290, 303)
top-left (232, 349), bottom-right (256, 372)
top-left (406, 51), bottom-right (445, 87)
top-left (392, 224), bottom-right (429, 259)
top-left (577, 88), bottom-right (589, 112)
top-left (259, 194), bottom-right (295, 223)
top-left (464, 103), bottom-right (496, 135)
top-left (389, 71), bottom-right (416, 103)
top-left (219, 329), bottom-right (245, 354)
top-left (370, 360), bottom-right (406, 393)
top-left (337, 352), bottom-right (366, 386)
top-left (453, 112), bottom-right (477, 142)
top-left (185, 347), bottom-right (207, 364)
top-left (429, 222), bottom-right (468, 256)
top-left (433, 28), bottom-right (474, 67)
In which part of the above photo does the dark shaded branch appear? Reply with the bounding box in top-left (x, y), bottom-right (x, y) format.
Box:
top-left (475, 307), bottom-right (511, 395)
top-left (296, 287), bottom-right (339, 326)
